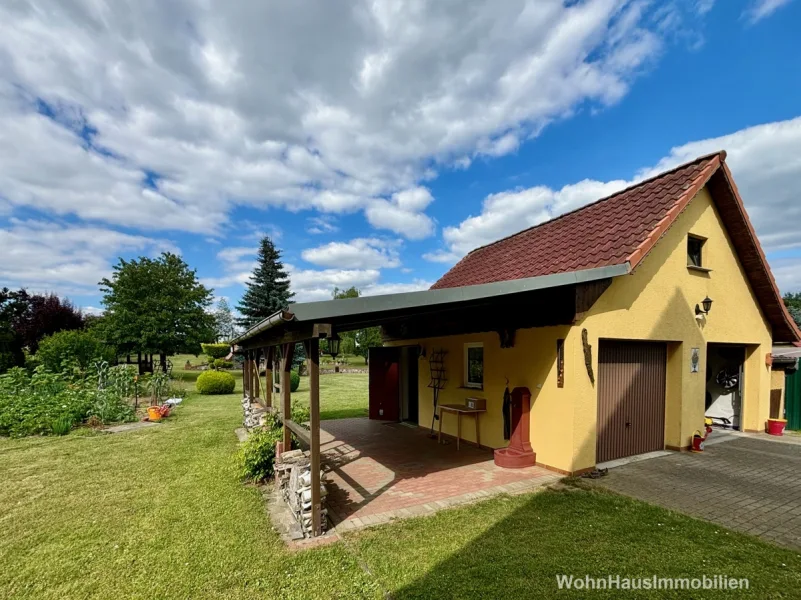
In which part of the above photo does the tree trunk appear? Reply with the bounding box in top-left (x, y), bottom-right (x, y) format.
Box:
top-left (160, 352), bottom-right (168, 373)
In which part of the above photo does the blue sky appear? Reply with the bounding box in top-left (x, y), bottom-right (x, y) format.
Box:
top-left (1, 0), bottom-right (800, 315)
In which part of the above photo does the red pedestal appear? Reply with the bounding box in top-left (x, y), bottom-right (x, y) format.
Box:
top-left (494, 387), bottom-right (537, 468)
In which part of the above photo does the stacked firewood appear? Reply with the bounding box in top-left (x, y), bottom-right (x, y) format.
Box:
top-left (275, 450), bottom-right (328, 536)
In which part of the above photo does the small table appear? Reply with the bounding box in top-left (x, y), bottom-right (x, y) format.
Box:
top-left (438, 403), bottom-right (486, 450)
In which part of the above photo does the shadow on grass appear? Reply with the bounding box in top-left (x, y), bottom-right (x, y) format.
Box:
top-left (351, 488), bottom-right (801, 599)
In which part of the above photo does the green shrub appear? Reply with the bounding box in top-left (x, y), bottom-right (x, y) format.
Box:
top-left (237, 425), bottom-right (282, 482)
top-left (50, 415), bottom-right (73, 436)
top-left (201, 343), bottom-right (230, 360)
top-left (291, 402), bottom-right (310, 426)
top-left (36, 330), bottom-right (112, 372)
top-left (290, 370), bottom-right (300, 392)
top-left (213, 358), bottom-right (234, 369)
top-left (196, 370), bottom-right (236, 395)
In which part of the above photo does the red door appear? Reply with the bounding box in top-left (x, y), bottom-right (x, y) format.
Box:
top-left (369, 347), bottom-right (400, 421)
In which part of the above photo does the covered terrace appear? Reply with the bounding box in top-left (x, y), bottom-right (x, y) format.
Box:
top-left (232, 265), bottom-right (625, 536)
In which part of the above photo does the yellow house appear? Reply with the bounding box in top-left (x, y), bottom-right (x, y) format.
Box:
top-left (235, 151), bottom-right (800, 480)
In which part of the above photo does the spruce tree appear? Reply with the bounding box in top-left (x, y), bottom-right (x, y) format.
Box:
top-left (236, 237), bottom-right (293, 329)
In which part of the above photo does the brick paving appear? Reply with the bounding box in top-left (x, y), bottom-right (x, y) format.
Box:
top-left (319, 418), bottom-right (558, 531)
top-left (593, 436), bottom-right (801, 550)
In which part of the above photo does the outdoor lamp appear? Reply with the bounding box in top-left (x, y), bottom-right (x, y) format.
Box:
top-left (695, 296), bottom-right (713, 316)
top-left (328, 333), bottom-right (341, 358)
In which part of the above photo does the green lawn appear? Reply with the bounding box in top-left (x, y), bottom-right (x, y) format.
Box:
top-left (2, 385), bottom-right (801, 598)
top-left (171, 354), bottom-right (368, 421)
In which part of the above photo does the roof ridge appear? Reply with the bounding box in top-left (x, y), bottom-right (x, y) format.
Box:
top-left (462, 150), bottom-right (727, 259)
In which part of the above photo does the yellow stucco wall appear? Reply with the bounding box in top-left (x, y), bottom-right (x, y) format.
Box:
top-left (391, 185), bottom-right (773, 474)
top-left (771, 369), bottom-right (786, 419)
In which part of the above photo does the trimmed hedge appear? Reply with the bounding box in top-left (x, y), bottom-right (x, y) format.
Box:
top-left (290, 370), bottom-right (300, 392)
top-left (196, 370), bottom-right (236, 395)
top-left (201, 343), bottom-right (230, 360)
top-left (213, 358), bottom-right (234, 369)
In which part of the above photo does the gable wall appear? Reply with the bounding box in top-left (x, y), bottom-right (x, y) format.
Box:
top-left (570, 185), bottom-right (773, 470)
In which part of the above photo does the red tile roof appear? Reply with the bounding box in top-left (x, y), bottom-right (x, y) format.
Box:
top-left (432, 152), bottom-right (801, 343)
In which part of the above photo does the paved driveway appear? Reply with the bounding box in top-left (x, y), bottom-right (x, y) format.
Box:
top-left (594, 435), bottom-right (801, 550)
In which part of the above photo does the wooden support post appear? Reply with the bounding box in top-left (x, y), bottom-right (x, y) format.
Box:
top-left (264, 347), bottom-right (273, 408)
top-left (252, 349), bottom-right (260, 401)
top-left (308, 337), bottom-right (322, 536)
top-left (281, 343), bottom-right (295, 451)
top-left (243, 352), bottom-right (250, 397)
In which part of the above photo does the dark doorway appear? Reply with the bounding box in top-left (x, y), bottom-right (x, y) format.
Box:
top-left (369, 347), bottom-right (401, 421)
top-left (705, 343), bottom-right (745, 430)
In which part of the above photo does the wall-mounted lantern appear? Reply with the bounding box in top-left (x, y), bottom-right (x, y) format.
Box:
top-left (695, 296), bottom-right (713, 320)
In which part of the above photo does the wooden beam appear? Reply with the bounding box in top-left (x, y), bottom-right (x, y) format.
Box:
top-left (252, 349), bottom-right (260, 401)
top-left (283, 418), bottom-right (311, 445)
top-left (574, 279), bottom-right (613, 322)
top-left (243, 351), bottom-right (250, 397)
top-left (263, 347), bottom-right (272, 408)
top-left (281, 343), bottom-right (295, 451)
top-left (308, 336), bottom-right (322, 536)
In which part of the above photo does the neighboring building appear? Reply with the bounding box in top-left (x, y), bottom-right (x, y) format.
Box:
top-left (234, 151), bottom-right (801, 478)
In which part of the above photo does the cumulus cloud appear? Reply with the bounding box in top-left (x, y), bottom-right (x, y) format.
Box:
top-left (201, 246), bottom-right (258, 289)
top-left (742, 0), bottom-right (794, 23)
top-left (0, 219), bottom-right (177, 296)
top-left (0, 0), bottom-right (692, 238)
top-left (428, 116), bottom-right (801, 292)
top-left (301, 238), bottom-right (402, 269)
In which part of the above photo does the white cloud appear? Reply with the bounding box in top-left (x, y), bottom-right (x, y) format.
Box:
top-left (82, 306), bottom-right (105, 316)
top-left (742, 0), bottom-right (794, 23)
top-left (0, 219), bottom-right (177, 296)
top-left (302, 238), bottom-right (402, 269)
top-left (695, 0), bottom-right (716, 15)
top-left (307, 215), bottom-right (339, 235)
top-left (201, 246), bottom-right (258, 289)
top-left (287, 266), bottom-right (382, 302)
top-left (436, 178), bottom-right (627, 258)
top-left (430, 116), bottom-right (801, 288)
top-left (0, 0), bottom-right (692, 238)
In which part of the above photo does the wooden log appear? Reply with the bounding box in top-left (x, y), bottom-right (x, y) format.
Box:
top-left (252, 348), bottom-right (260, 401)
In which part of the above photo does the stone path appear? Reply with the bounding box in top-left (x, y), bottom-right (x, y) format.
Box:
top-left (592, 436), bottom-right (801, 550)
top-left (103, 421), bottom-right (160, 434)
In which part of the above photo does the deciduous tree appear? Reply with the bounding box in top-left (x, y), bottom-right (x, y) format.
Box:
top-left (100, 253), bottom-right (216, 369)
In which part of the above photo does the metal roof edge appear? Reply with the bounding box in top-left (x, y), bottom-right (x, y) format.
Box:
top-left (231, 310), bottom-right (294, 345)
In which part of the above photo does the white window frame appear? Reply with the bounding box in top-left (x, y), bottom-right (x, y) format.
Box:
top-left (463, 342), bottom-right (484, 389)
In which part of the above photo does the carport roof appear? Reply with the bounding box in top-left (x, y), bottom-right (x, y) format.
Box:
top-left (231, 263), bottom-right (629, 346)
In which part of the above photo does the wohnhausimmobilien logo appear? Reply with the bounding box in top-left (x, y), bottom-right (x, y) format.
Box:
top-left (556, 574), bottom-right (750, 591)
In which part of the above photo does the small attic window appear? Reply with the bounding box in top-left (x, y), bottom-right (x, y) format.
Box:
top-left (687, 235), bottom-right (706, 268)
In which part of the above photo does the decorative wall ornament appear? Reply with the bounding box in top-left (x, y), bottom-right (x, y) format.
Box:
top-left (691, 348), bottom-right (700, 373)
top-left (582, 328), bottom-right (595, 385)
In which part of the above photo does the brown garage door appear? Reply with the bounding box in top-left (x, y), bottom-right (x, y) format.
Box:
top-left (597, 341), bottom-right (667, 463)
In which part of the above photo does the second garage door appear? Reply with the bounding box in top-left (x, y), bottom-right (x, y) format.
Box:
top-left (597, 341), bottom-right (667, 463)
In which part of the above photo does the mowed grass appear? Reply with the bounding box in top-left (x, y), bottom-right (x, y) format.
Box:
top-left (292, 373), bottom-right (369, 420)
top-left (172, 354), bottom-right (368, 421)
top-left (2, 365), bottom-right (801, 598)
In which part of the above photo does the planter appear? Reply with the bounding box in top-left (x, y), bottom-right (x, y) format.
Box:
top-left (766, 418), bottom-right (787, 436)
top-left (147, 406), bottom-right (163, 422)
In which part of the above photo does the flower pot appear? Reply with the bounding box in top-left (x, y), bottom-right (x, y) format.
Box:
top-left (766, 418), bottom-right (786, 436)
top-left (147, 406), bottom-right (163, 422)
